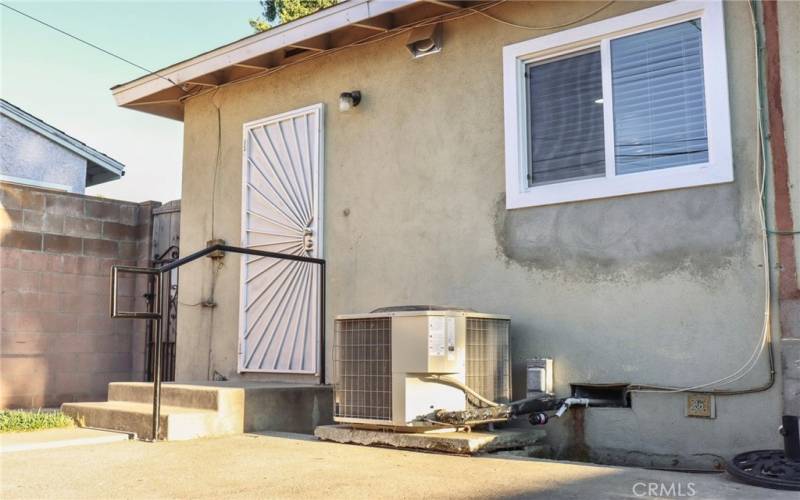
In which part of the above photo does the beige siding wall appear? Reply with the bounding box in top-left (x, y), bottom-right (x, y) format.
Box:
top-left (177, 1), bottom-right (794, 466)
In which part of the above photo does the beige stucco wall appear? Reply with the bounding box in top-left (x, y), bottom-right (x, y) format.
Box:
top-left (176, 1), bottom-right (792, 467)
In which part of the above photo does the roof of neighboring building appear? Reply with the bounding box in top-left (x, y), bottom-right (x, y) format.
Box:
top-left (111, 0), bottom-right (490, 121)
top-left (1, 99), bottom-right (125, 187)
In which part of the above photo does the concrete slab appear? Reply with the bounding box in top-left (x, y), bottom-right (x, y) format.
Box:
top-left (2, 432), bottom-right (794, 499)
top-left (0, 427), bottom-right (130, 454)
top-left (314, 424), bottom-right (546, 454)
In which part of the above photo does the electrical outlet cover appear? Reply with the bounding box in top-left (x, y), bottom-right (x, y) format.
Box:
top-left (686, 393), bottom-right (715, 418)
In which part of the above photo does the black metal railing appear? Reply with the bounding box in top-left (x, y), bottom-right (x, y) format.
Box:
top-left (110, 243), bottom-right (326, 441)
top-left (145, 245), bottom-right (180, 382)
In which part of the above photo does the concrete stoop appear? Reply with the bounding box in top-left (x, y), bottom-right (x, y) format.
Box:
top-left (314, 425), bottom-right (547, 455)
top-left (62, 382), bottom-right (333, 441)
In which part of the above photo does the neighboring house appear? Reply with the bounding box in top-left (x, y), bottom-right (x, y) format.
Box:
top-left (109, 1), bottom-right (799, 467)
top-left (0, 99), bottom-right (124, 194)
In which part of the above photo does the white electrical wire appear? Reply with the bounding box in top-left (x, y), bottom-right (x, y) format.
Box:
top-left (630, 2), bottom-right (772, 393)
top-left (177, 0), bottom-right (617, 104)
top-left (176, 1), bottom-right (508, 103)
top-left (468, 0), bottom-right (616, 31)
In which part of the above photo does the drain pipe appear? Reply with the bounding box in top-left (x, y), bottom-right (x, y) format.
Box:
top-left (553, 398), bottom-right (589, 418)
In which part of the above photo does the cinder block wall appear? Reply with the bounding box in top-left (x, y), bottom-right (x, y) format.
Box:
top-left (0, 182), bottom-right (158, 408)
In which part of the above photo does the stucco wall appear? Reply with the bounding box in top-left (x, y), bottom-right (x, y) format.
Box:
top-left (176, 1), bottom-right (790, 467)
top-left (0, 115), bottom-right (87, 193)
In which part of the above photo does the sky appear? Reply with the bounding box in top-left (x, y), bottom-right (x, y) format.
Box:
top-left (1, 0), bottom-right (264, 202)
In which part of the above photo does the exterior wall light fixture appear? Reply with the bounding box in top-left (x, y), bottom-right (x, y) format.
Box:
top-left (339, 91), bottom-right (361, 112)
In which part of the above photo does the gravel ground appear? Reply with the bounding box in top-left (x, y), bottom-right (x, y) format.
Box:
top-left (1, 432), bottom-right (792, 499)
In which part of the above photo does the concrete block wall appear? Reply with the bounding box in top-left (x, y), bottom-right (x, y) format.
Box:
top-left (0, 182), bottom-right (159, 408)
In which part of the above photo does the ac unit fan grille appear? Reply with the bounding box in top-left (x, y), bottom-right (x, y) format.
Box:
top-left (466, 317), bottom-right (511, 406)
top-left (334, 317), bottom-right (392, 421)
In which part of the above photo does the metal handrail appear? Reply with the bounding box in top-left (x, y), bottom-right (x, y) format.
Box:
top-left (110, 243), bottom-right (326, 441)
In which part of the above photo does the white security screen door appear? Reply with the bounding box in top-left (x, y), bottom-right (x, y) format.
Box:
top-left (239, 104), bottom-right (324, 374)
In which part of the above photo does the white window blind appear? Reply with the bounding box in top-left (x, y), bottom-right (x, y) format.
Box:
top-left (612, 21), bottom-right (709, 174)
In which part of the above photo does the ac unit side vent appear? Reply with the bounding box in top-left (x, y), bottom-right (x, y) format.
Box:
top-left (334, 317), bottom-right (392, 421)
top-left (466, 317), bottom-right (511, 407)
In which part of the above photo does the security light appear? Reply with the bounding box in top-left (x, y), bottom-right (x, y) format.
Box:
top-left (339, 91), bottom-right (361, 112)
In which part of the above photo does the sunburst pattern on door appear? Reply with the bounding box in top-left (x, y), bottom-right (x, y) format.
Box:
top-left (239, 104), bottom-right (323, 374)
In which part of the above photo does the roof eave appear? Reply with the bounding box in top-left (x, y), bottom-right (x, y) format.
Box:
top-left (112, 0), bottom-right (417, 107)
top-left (111, 0), bottom-right (471, 121)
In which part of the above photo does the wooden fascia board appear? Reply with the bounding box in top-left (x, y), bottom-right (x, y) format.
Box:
top-left (111, 0), bottom-right (418, 107)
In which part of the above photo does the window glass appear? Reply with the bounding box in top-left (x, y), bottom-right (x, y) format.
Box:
top-left (527, 49), bottom-right (605, 186)
top-left (612, 20), bottom-right (708, 174)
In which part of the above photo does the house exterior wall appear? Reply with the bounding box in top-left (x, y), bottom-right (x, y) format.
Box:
top-left (176, 1), bottom-right (794, 467)
top-left (0, 115), bottom-right (87, 194)
top-left (0, 182), bottom-right (156, 408)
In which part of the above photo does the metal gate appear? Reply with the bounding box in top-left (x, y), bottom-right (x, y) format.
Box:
top-left (239, 104), bottom-right (324, 374)
top-left (145, 201), bottom-right (180, 382)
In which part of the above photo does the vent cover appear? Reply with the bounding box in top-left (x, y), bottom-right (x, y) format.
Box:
top-left (334, 317), bottom-right (392, 421)
top-left (466, 318), bottom-right (511, 406)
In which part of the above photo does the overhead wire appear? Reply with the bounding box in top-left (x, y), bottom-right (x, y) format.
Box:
top-left (0, 2), bottom-right (177, 86)
top-left (467, 0), bottom-right (616, 30)
top-left (176, 0), bottom-right (618, 104)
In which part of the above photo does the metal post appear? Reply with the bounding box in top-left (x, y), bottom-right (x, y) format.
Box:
top-left (319, 262), bottom-right (326, 385)
top-left (144, 274), bottom-right (156, 381)
top-left (783, 415), bottom-right (800, 462)
top-left (151, 272), bottom-right (166, 441)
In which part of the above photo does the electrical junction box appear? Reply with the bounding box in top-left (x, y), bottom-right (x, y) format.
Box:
top-left (686, 393), bottom-right (716, 418)
top-left (527, 358), bottom-right (553, 398)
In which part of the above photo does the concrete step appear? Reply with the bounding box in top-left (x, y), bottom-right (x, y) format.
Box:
top-left (108, 382), bottom-right (241, 411)
top-left (63, 381), bottom-right (333, 441)
top-left (61, 401), bottom-right (240, 441)
top-left (111, 381), bottom-right (333, 434)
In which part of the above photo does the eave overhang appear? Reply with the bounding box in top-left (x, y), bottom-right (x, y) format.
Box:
top-left (111, 0), bottom-right (486, 121)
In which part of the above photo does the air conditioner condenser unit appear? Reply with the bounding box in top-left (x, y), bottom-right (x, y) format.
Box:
top-left (333, 306), bottom-right (510, 429)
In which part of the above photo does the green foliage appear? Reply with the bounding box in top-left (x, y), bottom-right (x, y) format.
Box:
top-left (249, 0), bottom-right (339, 32)
top-left (0, 409), bottom-right (74, 433)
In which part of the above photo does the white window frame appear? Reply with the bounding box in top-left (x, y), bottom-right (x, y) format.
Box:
top-left (502, 0), bottom-right (733, 209)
